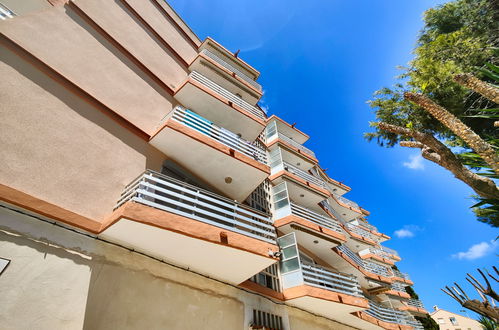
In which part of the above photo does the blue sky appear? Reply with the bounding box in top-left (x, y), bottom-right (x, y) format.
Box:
top-left (169, 0), bottom-right (498, 317)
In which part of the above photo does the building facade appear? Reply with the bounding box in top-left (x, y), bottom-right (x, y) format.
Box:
top-left (0, 1), bottom-right (426, 329)
top-left (430, 307), bottom-right (482, 330)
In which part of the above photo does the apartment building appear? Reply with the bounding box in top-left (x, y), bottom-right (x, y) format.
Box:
top-left (0, 1), bottom-right (426, 329)
top-left (430, 307), bottom-right (482, 330)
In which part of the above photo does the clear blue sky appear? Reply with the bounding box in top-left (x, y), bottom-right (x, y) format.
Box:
top-left (169, 0), bottom-right (498, 317)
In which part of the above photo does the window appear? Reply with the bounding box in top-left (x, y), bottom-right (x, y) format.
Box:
top-left (437, 318), bottom-right (446, 324)
top-left (0, 257), bottom-right (10, 275)
top-left (252, 309), bottom-right (283, 330)
top-left (449, 317), bottom-right (459, 326)
top-left (250, 263), bottom-right (281, 292)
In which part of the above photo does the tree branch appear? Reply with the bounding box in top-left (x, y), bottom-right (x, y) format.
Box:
top-left (454, 73), bottom-right (499, 104)
top-left (404, 92), bottom-right (499, 175)
top-left (376, 122), bottom-right (499, 199)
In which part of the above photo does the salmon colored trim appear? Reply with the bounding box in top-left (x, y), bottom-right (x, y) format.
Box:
top-left (360, 253), bottom-right (395, 266)
top-left (357, 224), bottom-right (391, 240)
top-left (0, 184), bottom-right (102, 233)
top-left (151, 119), bottom-right (270, 175)
top-left (352, 311), bottom-right (413, 330)
top-left (266, 115), bottom-right (310, 140)
top-left (266, 139), bottom-right (318, 164)
top-left (274, 215), bottom-right (346, 242)
top-left (333, 247), bottom-right (393, 284)
top-left (385, 290), bottom-right (411, 299)
top-left (201, 37), bottom-right (260, 78)
top-left (102, 202), bottom-right (279, 259)
top-left (268, 170), bottom-right (330, 198)
top-left (239, 280), bottom-right (285, 301)
top-left (393, 276), bottom-right (414, 285)
top-left (316, 165), bottom-right (351, 191)
top-left (150, 0), bottom-right (200, 50)
top-left (330, 195), bottom-right (363, 215)
top-left (193, 52), bottom-right (262, 96)
top-left (360, 207), bottom-right (370, 216)
top-left (339, 224), bottom-right (378, 246)
top-left (175, 77), bottom-right (266, 127)
top-left (0, 35), bottom-right (149, 142)
top-left (69, 2), bottom-right (176, 96)
top-left (398, 305), bottom-right (427, 314)
top-left (284, 285), bottom-right (369, 309)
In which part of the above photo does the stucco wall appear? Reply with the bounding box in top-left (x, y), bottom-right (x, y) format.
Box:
top-left (0, 205), bottom-right (359, 330)
top-left (0, 46), bottom-right (165, 220)
top-left (0, 0), bottom-right (51, 16)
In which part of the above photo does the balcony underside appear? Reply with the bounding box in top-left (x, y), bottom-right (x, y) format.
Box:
top-left (328, 198), bottom-right (363, 221)
top-left (347, 312), bottom-right (413, 330)
top-left (399, 306), bottom-right (427, 316)
top-left (269, 174), bottom-right (329, 211)
top-left (189, 55), bottom-right (261, 104)
top-left (360, 253), bottom-right (396, 266)
top-left (275, 215), bottom-right (346, 245)
top-left (100, 202), bottom-right (278, 285)
top-left (175, 78), bottom-right (264, 141)
top-left (283, 285), bottom-right (368, 324)
top-left (344, 234), bottom-right (378, 249)
top-left (150, 120), bottom-right (269, 202)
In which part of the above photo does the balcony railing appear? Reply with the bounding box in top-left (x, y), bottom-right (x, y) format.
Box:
top-left (0, 3), bottom-right (15, 20)
top-left (368, 247), bottom-right (395, 260)
top-left (190, 71), bottom-right (266, 120)
top-left (290, 203), bottom-right (343, 234)
top-left (380, 245), bottom-right (400, 258)
top-left (337, 245), bottom-right (393, 278)
top-left (391, 282), bottom-right (408, 293)
top-left (200, 49), bottom-right (262, 92)
top-left (358, 220), bottom-right (378, 232)
top-left (282, 162), bottom-right (328, 189)
top-left (302, 263), bottom-right (363, 297)
top-left (333, 193), bottom-right (360, 210)
top-left (406, 299), bottom-right (425, 309)
top-left (345, 223), bottom-right (377, 242)
top-left (171, 106), bottom-right (267, 164)
top-left (365, 301), bottom-right (413, 325)
top-left (116, 170), bottom-right (276, 243)
top-left (393, 269), bottom-right (411, 281)
top-left (277, 133), bottom-right (315, 158)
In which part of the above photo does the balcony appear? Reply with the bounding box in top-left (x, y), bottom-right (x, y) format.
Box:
top-left (359, 247), bottom-right (396, 265)
top-left (386, 282), bottom-right (411, 299)
top-left (393, 269), bottom-right (414, 285)
top-left (344, 222), bottom-right (379, 246)
top-left (150, 106), bottom-right (269, 201)
top-left (350, 300), bottom-right (415, 330)
top-left (333, 244), bottom-right (394, 285)
top-left (190, 49), bottom-right (262, 96)
top-left (101, 170), bottom-right (278, 284)
top-left (174, 71), bottom-right (266, 141)
top-left (278, 233), bottom-right (368, 321)
top-left (269, 159), bottom-right (330, 210)
top-left (399, 299), bottom-right (427, 315)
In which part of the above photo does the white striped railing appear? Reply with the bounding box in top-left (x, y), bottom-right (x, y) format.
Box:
top-left (277, 133), bottom-right (315, 158)
top-left (290, 203), bottom-right (343, 234)
top-left (116, 170), bottom-right (276, 243)
top-left (380, 245), bottom-right (400, 258)
top-left (393, 269), bottom-right (411, 281)
top-left (406, 299), bottom-right (425, 309)
top-left (366, 301), bottom-right (413, 325)
top-left (368, 247), bottom-right (396, 260)
top-left (391, 282), bottom-right (408, 293)
top-left (200, 49), bottom-right (262, 91)
top-left (282, 162), bottom-right (328, 189)
top-left (190, 71), bottom-right (266, 120)
top-left (0, 3), bottom-right (15, 20)
top-left (333, 193), bottom-right (360, 210)
top-left (302, 263), bottom-right (363, 297)
top-left (345, 223), bottom-right (378, 242)
top-left (171, 106), bottom-right (267, 164)
top-left (337, 245), bottom-right (393, 278)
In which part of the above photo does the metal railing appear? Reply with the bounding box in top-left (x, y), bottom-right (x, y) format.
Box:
top-left (337, 245), bottom-right (393, 278)
top-left (116, 170), bottom-right (276, 243)
top-left (345, 223), bottom-right (377, 242)
top-left (333, 193), bottom-right (360, 209)
top-left (282, 162), bottom-right (328, 189)
top-left (380, 245), bottom-right (399, 258)
top-left (277, 133), bottom-right (315, 158)
top-left (171, 106), bottom-right (267, 164)
top-left (393, 269), bottom-right (411, 281)
top-left (302, 263), bottom-right (363, 297)
top-left (190, 71), bottom-right (266, 120)
top-left (391, 282), bottom-right (408, 293)
top-left (368, 247), bottom-right (395, 260)
top-left (0, 3), bottom-right (15, 20)
top-left (290, 203), bottom-right (343, 234)
top-left (406, 299), bottom-right (425, 309)
top-left (366, 301), bottom-right (412, 325)
top-left (358, 220), bottom-right (378, 232)
top-left (200, 49), bottom-right (262, 91)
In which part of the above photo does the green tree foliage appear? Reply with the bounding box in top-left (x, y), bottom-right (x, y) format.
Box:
top-left (478, 316), bottom-right (498, 330)
top-left (415, 314), bottom-right (440, 330)
top-left (405, 286), bottom-right (420, 300)
top-left (367, 0), bottom-right (497, 147)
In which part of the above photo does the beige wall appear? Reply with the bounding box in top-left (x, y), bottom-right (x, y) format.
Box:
top-left (0, 205), bottom-right (358, 330)
top-left (0, 46), bottom-right (165, 221)
top-left (0, 0), bottom-right (51, 16)
top-left (431, 309), bottom-right (482, 330)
